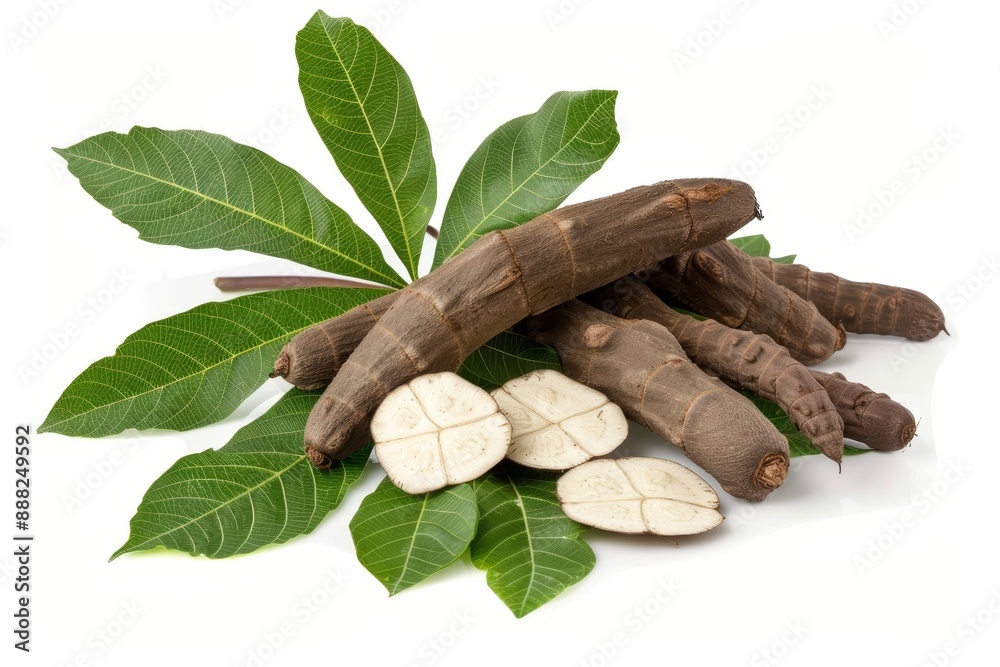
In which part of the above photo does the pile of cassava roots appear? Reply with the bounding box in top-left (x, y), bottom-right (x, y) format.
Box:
top-left (270, 178), bottom-right (945, 533)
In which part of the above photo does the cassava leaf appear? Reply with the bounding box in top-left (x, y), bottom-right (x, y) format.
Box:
top-left (297, 11), bottom-right (436, 281)
top-left (350, 477), bottom-right (478, 595)
top-left (458, 331), bottom-right (561, 390)
top-left (470, 464), bottom-right (595, 617)
top-left (772, 254), bottom-right (797, 264)
top-left (742, 392), bottom-right (870, 458)
top-left (433, 90), bottom-right (619, 268)
top-left (111, 389), bottom-right (370, 560)
top-left (39, 287), bottom-right (385, 437)
top-left (728, 234), bottom-right (771, 258)
top-left (55, 127), bottom-right (405, 288)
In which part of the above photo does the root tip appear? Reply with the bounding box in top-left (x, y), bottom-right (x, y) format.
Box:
top-left (272, 351), bottom-right (290, 379)
top-left (305, 445), bottom-right (334, 469)
top-left (754, 452), bottom-right (789, 490)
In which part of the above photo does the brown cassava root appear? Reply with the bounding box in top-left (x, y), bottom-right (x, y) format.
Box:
top-left (520, 300), bottom-right (790, 501)
top-left (809, 371), bottom-right (916, 451)
top-left (273, 290), bottom-right (400, 389)
top-left (648, 240), bottom-right (846, 365)
top-left (586, 276), bottom-right (846, 465)
top-left (303, 179), bottom-right (762, 467)
top-left (750, 256), bottom-right (947, 341)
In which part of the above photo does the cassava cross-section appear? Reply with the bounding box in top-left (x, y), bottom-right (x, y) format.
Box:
top-left (303, 179), bottom-right (762, 467)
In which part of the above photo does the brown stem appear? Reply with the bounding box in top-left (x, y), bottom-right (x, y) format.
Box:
top-left (213, 275), bottom-right (391, 292)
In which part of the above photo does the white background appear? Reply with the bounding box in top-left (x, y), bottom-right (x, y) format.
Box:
top-left (2, 0), bottom-right (998, 665)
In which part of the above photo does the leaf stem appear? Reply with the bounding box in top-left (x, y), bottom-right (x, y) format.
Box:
top-left (214, 276), bottom-right (393, 292)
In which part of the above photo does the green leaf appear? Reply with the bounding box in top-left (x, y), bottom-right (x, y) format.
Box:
top-left (350, 477), bottom-right (478, 595)
top-left (470, 464), bottom-right (595, 617)
top-left (772, 254), bottom-right (797, 265)
top-left (742, 392), bottom-right (870, 458)
top-left (40, 287), bottom-right (385, 437)
top-left (458, 331), bottom-right (561, 390)
top-left (55, 127), bottom-right (405, 288)
top-left (297, 11), bottom-right (436, 281)
top-left (729, 234), bottom-right (771, 258)
top-left (110, 389), bottom-right (370, 560)
top-left (433, 90), bottom-right (619, 268)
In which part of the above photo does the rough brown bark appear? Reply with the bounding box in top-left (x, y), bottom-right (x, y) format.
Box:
top-left (272, 290), bottom-right (401, 389)
top-left (648, 240), bottom-right (846, 365)
top-left (304, 179), bottom-right (762, 466)
top-left (809, 371), bottom-right (916, 451)
top-left (750, 256), bottom-right (947, 341)
top-left (585, 276), bottom-right (845, 464)
top-left (520, 300), bottom-right (790, 501)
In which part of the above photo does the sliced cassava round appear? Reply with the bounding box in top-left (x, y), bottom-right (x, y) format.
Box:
top-left (371, 372), bottom-right (511, 494)
top-left (491, 369), bottom-right (628, 470)
top-left (557, 457), bottom-right (723, 536)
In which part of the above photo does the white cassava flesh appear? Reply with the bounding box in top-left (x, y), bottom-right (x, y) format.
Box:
top-left (557, 457), bottom-right (723, 536)
top-left (491, 369), bottom-right (628, 470)
top-left (371, 372), bottom-right (511, 494)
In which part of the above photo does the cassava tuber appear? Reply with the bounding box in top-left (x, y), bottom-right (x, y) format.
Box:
top-left (586, 276), bottom-right (846, 465)
top-left (370, 371), bottom-right (511, 494)
top-left (648, 240), bottom-right (846, 365)
top-left (809, 370), bottom-right (916, 451)
top-left (520, 299), bottom-right (790, 501)
top-left (303, 179), bottom-right (762, 467)
top-left (749, 256), bottom-right (946, 341)
top-left (491, 369), bottom-right (628, 470)
top-left (556, 457), bottom-right (723, 536)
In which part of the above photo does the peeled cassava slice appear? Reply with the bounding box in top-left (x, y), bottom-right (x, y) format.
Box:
top-left (557, 457), bottom-right (723, 536)
top-left (491, 369), bottom-right (628, 470)
top-left (371, 372), bottom-right (511, 494)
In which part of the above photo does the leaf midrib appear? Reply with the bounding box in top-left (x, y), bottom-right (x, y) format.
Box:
top-left (391, 494), bottom-right (430, 594)
top-left (41, 313), bottom-right (328, 434)
top-left (60, 148), bottom-right (405, 289)
top-left (111, 453), bottom-right (306, 559)
top-left (505, 472), bottom-right (538, 616)
top-left (443, 94), bottom-right (616, 263)
top-left (318, 19), bottom-right (418, 280)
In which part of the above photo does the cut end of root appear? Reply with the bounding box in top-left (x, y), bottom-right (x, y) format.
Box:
top-left (305, 445), bottom-right (334, 469)
top-left (754, 452), bottom-right (789, 490)
top-left (834, 322), bottom-right (848, 351)
top-left (271, 351), bottom-right (289, 379)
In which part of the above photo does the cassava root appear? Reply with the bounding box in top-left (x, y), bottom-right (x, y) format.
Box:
top-left (520, 299), bottom-right (790, 501)
top-left (648, 240), bottom-right (847, 365)
top-left (303, 179), bottom-right (762, 467)
top-left (750, 256), bottom-right (947, 341)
